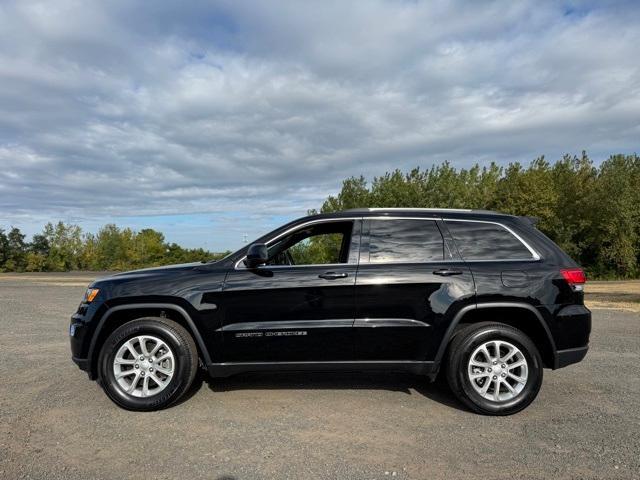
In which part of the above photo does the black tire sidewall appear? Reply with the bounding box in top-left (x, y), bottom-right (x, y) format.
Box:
top-left (99, 320), bottom-right (193, 411)
top-left (455, 326), bottom-right (542, 415)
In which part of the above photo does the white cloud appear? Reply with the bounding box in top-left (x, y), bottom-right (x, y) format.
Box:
top-left (0, 0), bottom-right (638, 247)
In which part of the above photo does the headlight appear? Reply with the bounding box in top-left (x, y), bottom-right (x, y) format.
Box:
top-left (84, 288), bottom-right (100, 303)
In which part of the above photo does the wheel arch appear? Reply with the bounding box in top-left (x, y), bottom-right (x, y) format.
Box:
top-left (436, 302), bottom-right (558, 369)
top-left (87, 303), bottom-right (211, 379)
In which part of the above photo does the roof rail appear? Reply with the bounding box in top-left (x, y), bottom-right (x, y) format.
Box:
top-left (342, 207), bottom-right (499, 214)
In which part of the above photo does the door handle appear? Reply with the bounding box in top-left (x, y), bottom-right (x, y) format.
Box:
top-left (318, 272), bottom-right (348, 280)
top-left (433, 268), bottom-right (463, 276)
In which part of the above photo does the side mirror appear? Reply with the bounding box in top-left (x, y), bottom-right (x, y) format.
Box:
top-left (244, 243), bottom-right (268, 268)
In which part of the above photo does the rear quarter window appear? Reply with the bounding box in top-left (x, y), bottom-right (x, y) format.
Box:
top-left (445, 220), bottom-right (535, 261)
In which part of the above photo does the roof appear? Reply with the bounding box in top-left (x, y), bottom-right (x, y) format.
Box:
top-left (341, 207), bottom-right (503, 216)
top-left (294, 207), bottom-right (513, 223)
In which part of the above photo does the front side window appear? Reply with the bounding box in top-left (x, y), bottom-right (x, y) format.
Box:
top-left (266, 221), bottom-right (353, 266)
top-left (368, 219), bottom-right (444, 263)
top-left (445, 220), bottom-right (535, 260)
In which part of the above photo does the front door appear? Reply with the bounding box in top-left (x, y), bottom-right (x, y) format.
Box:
top-left (220, 219), bottom-right (361, 362)
top-left (354, 217), bottom-right (475, 361)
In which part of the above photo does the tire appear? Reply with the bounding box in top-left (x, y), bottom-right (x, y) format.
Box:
top-left (98, 317), bottom-right (198, 411)
top-left (445, 322), bottom-right (543, 415)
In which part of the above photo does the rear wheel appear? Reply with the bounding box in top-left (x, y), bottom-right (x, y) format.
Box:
top-left (445, 322), bottom-right (543, 415)
top-left (98, 317), bottom-right (198, 411)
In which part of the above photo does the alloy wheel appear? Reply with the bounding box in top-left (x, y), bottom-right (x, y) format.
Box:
top-left (112, 335), bottom-right (175, 398)
top-left (467, 340), bottom-right (529, 402)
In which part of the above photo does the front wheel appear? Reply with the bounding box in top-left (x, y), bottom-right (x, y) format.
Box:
top-left (98, 317), bottom-right (198, 411)
top-left (445, 322), bottom-right (543, 415)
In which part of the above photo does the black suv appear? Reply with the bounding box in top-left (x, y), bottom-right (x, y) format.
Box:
top-left (70, 208), bottom-right (590, 414)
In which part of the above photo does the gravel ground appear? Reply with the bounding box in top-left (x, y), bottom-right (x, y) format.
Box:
top-left (0, 275), bottom-right (639, 480)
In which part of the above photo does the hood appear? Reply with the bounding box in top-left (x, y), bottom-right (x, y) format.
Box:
top-left (113, 262), bottom-right (202, 276)
top-left (93, 262), bottom-right (203, 284)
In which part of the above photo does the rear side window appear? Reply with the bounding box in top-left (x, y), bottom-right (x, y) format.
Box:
top-left (446, 220), bottom-right (534, 260)
top-left (368, 219), bottom-right (444, 263)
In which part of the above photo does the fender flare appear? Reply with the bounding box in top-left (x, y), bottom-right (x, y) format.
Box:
top-left (87, 303), bottom-right (212, 373)
top-left (434, 302), bottom-right (558, 366)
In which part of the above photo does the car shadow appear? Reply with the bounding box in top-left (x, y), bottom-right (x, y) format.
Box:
top-left (190, 370), bottom-right (468, 412)
top-left (170, 369), bottom-right (206, 407)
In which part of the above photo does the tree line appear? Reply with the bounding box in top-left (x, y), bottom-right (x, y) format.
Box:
top-left (317, 153), bottom-right (640, 279)
top-left (1, 153), bottom-right (638, 277)
top-left (0, 222), bottom-right (228, 272)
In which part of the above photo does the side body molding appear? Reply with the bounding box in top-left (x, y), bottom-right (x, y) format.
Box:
top-left (87, 303), bottom-right (212, 371)
top-left (434, 302), bottom-right (558, 365)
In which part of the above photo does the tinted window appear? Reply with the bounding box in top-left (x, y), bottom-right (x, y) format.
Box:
top-left (369, 220), bottom-right (443, 263)
top-left (446, 221), bottom-right (534, 260)
top-left (267, 221), bottom-right (352, 266)
top-left (288, 232), bottom-right (345, 265)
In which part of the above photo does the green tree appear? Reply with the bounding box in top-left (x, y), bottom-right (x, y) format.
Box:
top-left (0, 228), bottom-right (9, 271)
top-left (315, 153), bottom-right (640, 279)
top-left (93, 224), bottom-right (132, 270)
top-left (2, 152), bottom-right (638, 279)
top-left (5, 227), bottom-right (27, 271)
top-left (133, 229), bottom-right (166, 267)
top-left (492, 157), bottom-right (558, 234)
top-left (24, 252), bottom-right (47, 272)
top-left (30, 233), bottom-right (50, 256)
top-left (320, 175), bottom-right (371, 213)
top-left (588, 154), bottom-right (639, 277)
top-left (43, 222), bottom-right (84, 271)
top-left (550, 153), bottom-right (597, 263)
top-left (24, 232), bottom-right (50, 272)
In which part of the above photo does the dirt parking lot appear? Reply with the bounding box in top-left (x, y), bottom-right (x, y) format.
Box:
top-left (0, 274), bottom-right (639, 480)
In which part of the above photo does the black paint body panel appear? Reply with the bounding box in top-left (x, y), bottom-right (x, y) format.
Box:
top-left (353, 261), bottom-right (475, 360)
top-left (220, 264), bottom-right (357, 361)
top-left (69, 209), bottom-right (591, 379)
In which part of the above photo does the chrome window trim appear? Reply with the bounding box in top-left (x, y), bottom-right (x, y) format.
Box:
top-left (234, 217), bottom-right (362, 270)
top-left (234, 215), bottom-right (541, 270)
top-left (248, 262), bottom-right (357, 270)
top-left (235, 216), bottom-right (445, 270)
top-left (442, 218), bottom-right (541, 262)
top-left (356, 260), bottom-right (460, 266)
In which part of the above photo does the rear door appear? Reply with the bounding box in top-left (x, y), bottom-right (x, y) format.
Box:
top-left (354, 217), bottom-right (475, 361)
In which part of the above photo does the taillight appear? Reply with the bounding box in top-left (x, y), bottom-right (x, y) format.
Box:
top-left (561, 268), bottom-right (586, 290)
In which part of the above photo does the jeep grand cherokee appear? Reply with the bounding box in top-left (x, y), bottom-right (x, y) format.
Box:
top-left (70, 208), bottom-right (591, 415)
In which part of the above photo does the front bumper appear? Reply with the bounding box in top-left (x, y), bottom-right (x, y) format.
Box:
top-left (70, 317), bottom-right (93, 377)
top-left (69, 313), bottom-right (89, 359)
top-left (71, 355), bottom-right (90, 371)
top-left (69, 302), bottom-right (104, 379)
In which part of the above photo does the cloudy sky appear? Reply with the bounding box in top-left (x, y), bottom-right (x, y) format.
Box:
top-left (0, 1), bottom-right (639, 251)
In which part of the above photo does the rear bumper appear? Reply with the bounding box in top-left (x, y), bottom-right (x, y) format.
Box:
top-left (553, 304), bottom-right (591, 348)
top-left (555, 345), bottom-right (589, 368)
top-left (550, 304), bottom-right (591, 369)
